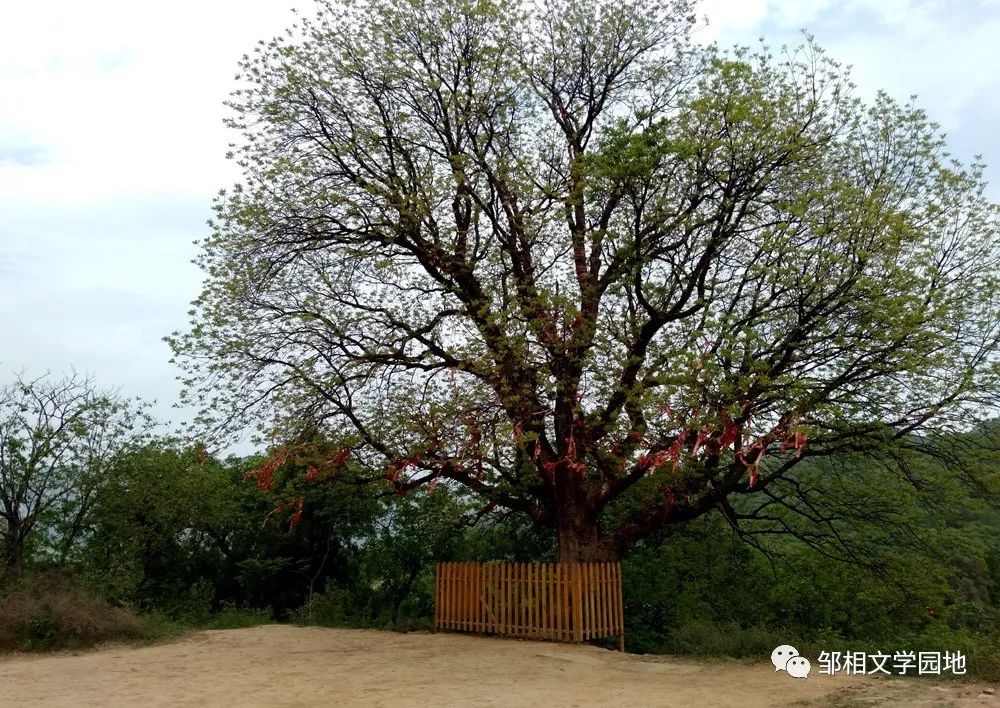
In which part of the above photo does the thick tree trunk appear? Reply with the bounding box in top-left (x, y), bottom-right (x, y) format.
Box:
top-left (555, 506), bottom-right (619, 563)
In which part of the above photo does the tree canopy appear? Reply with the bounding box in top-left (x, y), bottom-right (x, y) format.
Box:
top-left (168, 0), bottom-right (1000, 561)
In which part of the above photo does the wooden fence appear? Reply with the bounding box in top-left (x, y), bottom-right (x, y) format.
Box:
top-left (435, 561), bottom-right (625, 651)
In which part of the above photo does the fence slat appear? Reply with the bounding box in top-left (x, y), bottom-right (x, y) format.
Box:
top-left (452, 562), bottom-right (458, 632)
top-left (590, 563), bottom-right (599, 639)
top-left (583, 563), bottom-right (591, 640)
top-left (454, 562), bottom-right (460, 632)
top-left (446, 562), bottom-right (452, 630)
top-left (519, 562), bottom-right (526, 635)
top-left (593, 563), bottom-right (599, 640)
top-left (481, 563), bottom-right (488, 633)
top-left (526, 562), bottom-right (532, 637)
top-left (600, 563), bottom-right (609, 637)
top-left (608, 562), bottom-right (616, 635)
top-left (458, 562), bottom-right (462, 632)
top-left (479, 562), bottom-right (485, 633)
top-left (614, 563), bottom-right (625, 651)
top-left (448, 563), bottom-right (458, 629)
top-left (537, 563), bottom-right (543, 637)
top-left (465, 562), bottom-right (471, 633)
top-left (442, 563), bottom-right (448, 630)
top-left (486, 562), bottom-right (494, 634)
top-left (541, 563), bottom-right (550, 638)
top-left (514, 563), bottom-right (520, 635)
top-left (469, 562), bottom-right (475, 633)
top-left (562, 563), bottom-right (570, 641)
top-left (504, 561), bottom-right (511, 636)
top-left (452, 562), bottom-right (458, 631)
top-left (473, 563), bottom-right (480, 633)
top-left (602, 563), bottom-right (614, 636)
top-left (525, 562), bottom-right (531, 637)
top-left (467, 562), bottom-right (473, 633)
top-left (493, 562), bottom-right (500, 634)
top-left (498, 562), bottom-right (504, 636)
top-left (528, 563), bottom-right (534, 637)
top-left (606, 563), bottom-right (614, 636)
top-left (513, 562), bottom-right (518, 635)
top-left (448, 562), bottom-right (458, 630)
top-left (564, 563), bottom-right (571, 641)
top-left (531, 563), bottom-right (539, 637)
top-left (554, 564), bottom-right (560, 640)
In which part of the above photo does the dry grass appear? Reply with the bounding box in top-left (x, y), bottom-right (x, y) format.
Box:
top-left (0, 569), bottom-right (157, 651)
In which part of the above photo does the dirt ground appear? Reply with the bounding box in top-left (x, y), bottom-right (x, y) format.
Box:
top-left (0, 625), bottom-right (997, 707)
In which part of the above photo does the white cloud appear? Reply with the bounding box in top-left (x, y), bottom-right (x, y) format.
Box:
top-left (0, 1), bottom-right (301, 439)
top-left (698, 0), bottom-right (770, 38)
top-left (695, 0), bottom-right (1000, 194)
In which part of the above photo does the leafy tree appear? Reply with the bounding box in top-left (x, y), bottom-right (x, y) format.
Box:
top-left (86, 439), bottom-right (383, 619)
top-left (359, 489), bottom-right (467, 624)
top-left (83, 442), bottom-right (237, 610)
top-left (0, 372), bottom-right (149, 572)
top-left (169, 0), bottom-right (1000, 561)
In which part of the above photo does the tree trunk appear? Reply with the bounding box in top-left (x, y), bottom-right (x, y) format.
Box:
top-left (391, 565), bottom-right (421, 626)
top-left (1, 526), bottom-right (24, 575)
top-left (555, 506), bottom-right (619, 563)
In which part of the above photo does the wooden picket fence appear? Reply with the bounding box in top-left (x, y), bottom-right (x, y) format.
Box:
top-left (435, 561), bottom-right (625, 651)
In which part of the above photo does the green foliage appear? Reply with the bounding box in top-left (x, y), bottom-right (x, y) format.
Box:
top-left (616, 488), bottom-right (1000, 679)
top-left (83, 440), bottom-right (384, 621)
top-left (195, 606), bottom-right (273, 630)
top-left (355, 491), bottom-right (468, 624)
top-left (83, 442), bottom-right (241, 611)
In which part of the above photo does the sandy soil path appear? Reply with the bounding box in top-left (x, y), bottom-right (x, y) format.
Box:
top-left (0, 625), bottom-right (996, 707)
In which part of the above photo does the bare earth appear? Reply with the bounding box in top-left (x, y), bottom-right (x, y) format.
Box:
top-left (0, 625), bottom-right (997, 707)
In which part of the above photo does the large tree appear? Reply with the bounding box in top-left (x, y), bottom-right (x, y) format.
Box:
top-left (169, 0), bottom-right (1000, 561)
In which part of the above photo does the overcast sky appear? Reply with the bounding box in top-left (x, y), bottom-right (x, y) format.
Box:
top-left (2, 0), bottom-right (998, 448)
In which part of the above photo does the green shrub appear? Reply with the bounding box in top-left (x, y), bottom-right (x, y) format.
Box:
top-left (293, 585), bottom-right (434, 632)
top-left (198, 605), bottom-right (272, 630)
top-left (294, 585), bottom-right (363, 628)
top-left (666, 620), bottom-right (786, 658)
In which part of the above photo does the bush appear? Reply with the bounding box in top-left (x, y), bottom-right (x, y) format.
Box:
top-left (198, 605), bottom-right (272, 630)
top-left (667, 620), bottom-right (788, 659)
top-left (293, 585), bottom-right (434, 632)
top-left (294, 585), bottom-right (363, 628)
top-left (0, 570), bottom-right (162, 651)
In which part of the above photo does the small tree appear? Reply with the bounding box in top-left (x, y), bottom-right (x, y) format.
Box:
top-left (170, 0), bottom-right (1000, 561)
top-left (361, 489), bottom-right (467, 625)
top-left (0, 372), bottom-right (149, 571)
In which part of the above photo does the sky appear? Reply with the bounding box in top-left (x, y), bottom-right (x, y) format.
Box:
top-left (1, 0), bottom-right (998, 448)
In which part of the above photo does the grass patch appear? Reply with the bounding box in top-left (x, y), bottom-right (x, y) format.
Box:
top-left (197, 606), bottom-right (273, 630)
top-left (292, 586), bottom-right (434, 632)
